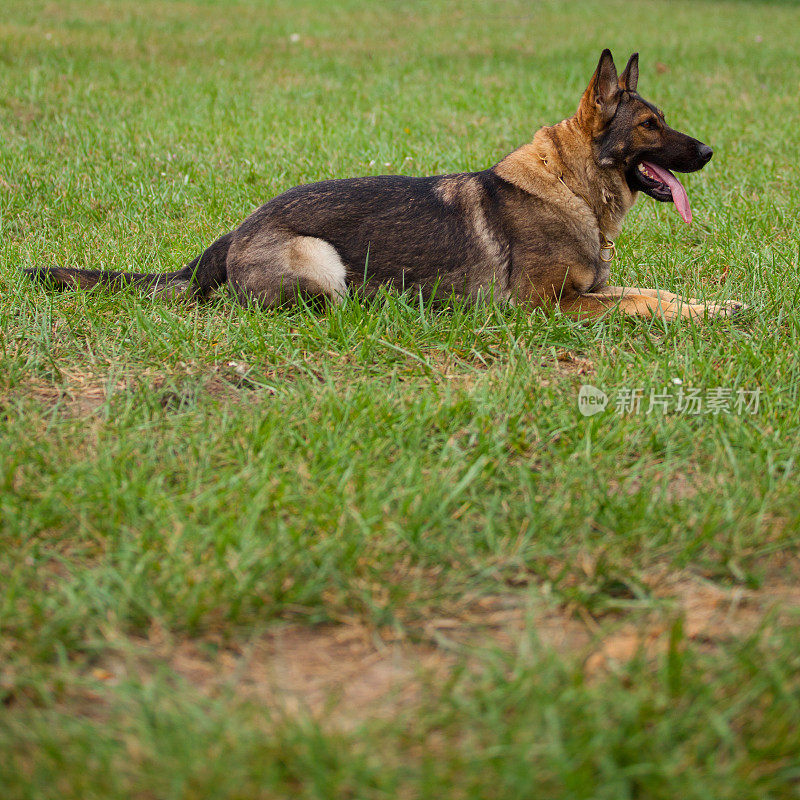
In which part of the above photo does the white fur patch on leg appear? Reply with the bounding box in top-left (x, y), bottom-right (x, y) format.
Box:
top-left (287, 236), bottom-right (347, 302)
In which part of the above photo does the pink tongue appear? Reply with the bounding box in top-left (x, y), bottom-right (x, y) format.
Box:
top-left (641, 161), bottom-right (692, 224)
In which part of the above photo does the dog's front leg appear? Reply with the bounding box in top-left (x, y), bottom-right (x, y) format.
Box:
top-left (560, 286), bottom-right (744, 321)
top-left (605, 286), bottom-right (745, 317)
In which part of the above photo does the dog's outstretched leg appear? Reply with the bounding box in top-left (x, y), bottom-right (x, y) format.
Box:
top-left (560, 286), bottom-right (745, 321)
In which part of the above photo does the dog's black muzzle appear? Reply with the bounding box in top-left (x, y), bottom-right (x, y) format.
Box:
top-left (649, 128), bottom-right (713, 173)
top-left (625, 130), bottom-right (712, 200)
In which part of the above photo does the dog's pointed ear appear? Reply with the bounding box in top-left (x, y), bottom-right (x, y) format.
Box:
top-left (591, 49), bottom-right (619, 107)
top-left (578, 49), bottom-right (620, 126)
top-left (619, 52), bottom-right (639, 92)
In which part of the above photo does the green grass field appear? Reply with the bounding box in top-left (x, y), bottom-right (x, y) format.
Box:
top-left (2, 1), bottom-right (800, 797)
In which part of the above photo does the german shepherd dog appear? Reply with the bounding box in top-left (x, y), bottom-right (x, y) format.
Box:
top-left (26, 50), bottom-right (743, 320)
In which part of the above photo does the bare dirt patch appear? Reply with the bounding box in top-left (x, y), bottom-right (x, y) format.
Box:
top-left (24, 371), bottom-right (117, 417)
top-left (87, 570), bottom-right (800, 729)
top-left (586, 571), bottom-right (800, 672)
top-left (106, 623), bottom-right (452, 731)
top-left (607, 467), bottom-right (702, 502)
top-left (15, 353), bottom-right (488, 418)
top-left (17, 365), bottom-right (264, 416)
top-left (552, 349), bottom-right (595, 376)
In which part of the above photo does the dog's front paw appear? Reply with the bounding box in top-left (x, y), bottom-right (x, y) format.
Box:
top-left (704, 300), bottom-right (748, 318)
top-left (720, 299), bottom-right (748, 317)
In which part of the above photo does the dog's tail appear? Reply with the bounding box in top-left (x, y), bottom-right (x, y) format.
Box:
top-left (24, 231), bottom-right (233, 298)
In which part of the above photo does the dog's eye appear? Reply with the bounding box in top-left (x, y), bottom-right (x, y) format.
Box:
top-left (641, 118), bottom-right (658, 130)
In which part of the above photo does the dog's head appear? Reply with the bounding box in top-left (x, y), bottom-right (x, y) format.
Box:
top-left (577, 49), bottom-right (712, 223)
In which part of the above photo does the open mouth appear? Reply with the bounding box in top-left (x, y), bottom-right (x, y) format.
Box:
top-left (627, 161), bottom-right (692, 224)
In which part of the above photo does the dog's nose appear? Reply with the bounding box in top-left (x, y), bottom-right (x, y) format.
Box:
top-left (698, 143), bottom-right (713, 164)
